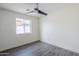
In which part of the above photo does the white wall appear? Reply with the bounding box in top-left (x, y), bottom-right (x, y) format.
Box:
top-left (0, 8), bottom-right (40, 51)
top-left (40, 5), bottom-right (79, 53)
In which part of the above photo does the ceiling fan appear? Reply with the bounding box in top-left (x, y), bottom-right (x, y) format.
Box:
top-left (26, 3), bottom-right (48, 16)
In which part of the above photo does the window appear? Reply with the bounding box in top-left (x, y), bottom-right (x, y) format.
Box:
top-left (16, 18), bottom-right (32, 34)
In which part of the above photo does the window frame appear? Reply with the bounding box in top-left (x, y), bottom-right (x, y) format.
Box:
top-left (16, 18), bottom-right (32, 34)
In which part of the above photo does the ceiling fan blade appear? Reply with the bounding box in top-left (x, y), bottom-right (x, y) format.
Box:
top-left (34, 8), bottom-right (48, 15)
top-left (26, 11), bottom-right (35, 13)
top-left (38, 10), bottom-right (48, 15)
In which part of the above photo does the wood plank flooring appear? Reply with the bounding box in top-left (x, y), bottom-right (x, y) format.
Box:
top-left (0, 41), bottom-right (79, 56)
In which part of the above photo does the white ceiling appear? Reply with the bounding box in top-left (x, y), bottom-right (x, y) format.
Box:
top-left (0, 3), bottom-right (78, 17)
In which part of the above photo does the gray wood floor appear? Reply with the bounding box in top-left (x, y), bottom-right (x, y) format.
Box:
top-left (0, 41), bottom-right (79, 56)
